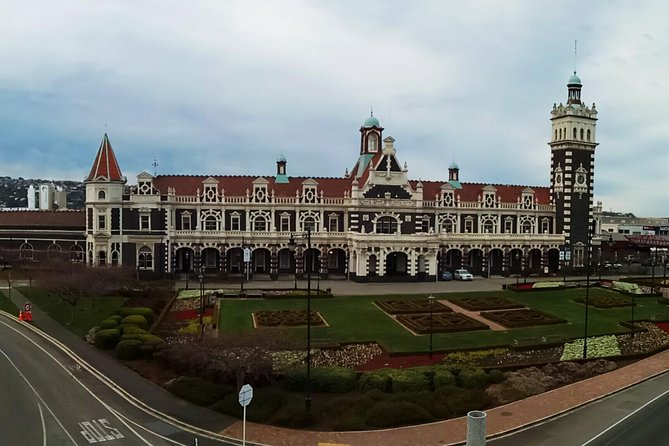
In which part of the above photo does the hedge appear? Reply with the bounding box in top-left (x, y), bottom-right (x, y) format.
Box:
top-left (487, 369), bottom-right (505, 384)
top-left (283, 367), bottom-right (357, 393)
top-left (365, 401), bottom-right (433, 428)
top-left (165, 377), bottom-right (235, 406)
top-left (391, 370), bottom-right (431, 393)
top-left (459, 368), bottom-right (488, 389)
top-left (115, 340), bottom-right (143, 360)
top-left (359, 370), bottom-right (393, 393)
top-left (94, 328), bottom-right (121, 350)
top-left (118, 307), bottom-right (156, 324)
top-left (138, 334), bottom-right (164, 346)
top-left (212, 387), bottom-right (287, 422)
top-left (99, 318), bottom-right (118, 329)
top-left (120, 315), bottom-right (148, 330)
top-left (121, 326), bottom-right (147, 335)
top-left (433, 368), bottom-right (456, 388)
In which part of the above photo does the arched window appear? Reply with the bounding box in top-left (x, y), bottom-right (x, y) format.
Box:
top-left (441, 220), bottom-right (454, 233)
top-left (138, 246), bottom-right (153, 269)
top-left (367, 133), bottom-right (378, 152)
top-left (204, 215), bottom-right (218, 231)
top-left (70, 245), bottom-right (84, 262)
top-left (98, 190), bottom-right (106, 200)
top-left (303, 216), bottom-right (317, 232)
top-left (483, 221), bottom-right (495, 233)
top-left (558, 128), bottom-right (562, 139)
top-left (587, 129), bottom-right (591, 141)
top-left (580, 128), bottom-right (584, 140)
top-left (376, 216), bottom-right (398, 234)
top-left (253, 216), bottom-right (267, 231)
top-left (573, 128), bottom-right (577, 139)
top-left (47, 243), bottom-right (62, 259)
top-left (522, 221), bottom-right (533, 234)
top-left (98, 251), bottom-right (106, 266)
top-left (554, 129), bottom-right (558, 140)
top-left (19, 243), bottom-right (34, 260)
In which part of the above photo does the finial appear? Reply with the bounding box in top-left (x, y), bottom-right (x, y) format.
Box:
top-left (574, 40), bottom-right (578, 73)
top-left (370, 104), bottom-right (374, 117)
top-left (152, 157), bottom-right (159, 176)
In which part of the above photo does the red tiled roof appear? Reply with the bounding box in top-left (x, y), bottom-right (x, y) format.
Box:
top-left (86, 133), bottom-right (124, 182)
top-left (416, 181), bottom-right (551, 204)
top-left (0, 210), bottom-right (86, 228)
top-left (153, 175), bottom-right (353, 198)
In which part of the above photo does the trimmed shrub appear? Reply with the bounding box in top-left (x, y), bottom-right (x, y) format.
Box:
top-left (365, 401), bottom-right (433, 428)
top-left (138, 334), bottom-right (164, 346)
top-left (391, 370), bottom-right (430, 393)
top-left (433, 368), bottom-right (456, 388)
top-left (212, 388), bottom-right (287, 422)
top-left (282, 367), bottom-right (356, 393)
top-left (118, 307), bottom-right (156, 324)
top-left (487, 369), bottom-right (506, 384)
top-left (460, 368), bottom-right (488, 389)
top-left (99, 318), bottom-right (118, 329)
top-left (115, 340), bottom-right (143, 360)
top-left (94, 328), bottom-right (121, 350)
top-left (120, 315), bottom-right (148, 330)
top-left (122, 326), bottom-right (147, 335)
top-left (359, 370), bottom-right (392, 393)
top-left (121, 333), bottom-right (141, 341)
top-left (109, 314), bottom-right (122, 322)
top-left (165, 377), bottom-right (234, 406)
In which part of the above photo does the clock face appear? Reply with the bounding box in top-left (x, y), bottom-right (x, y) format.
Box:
top-left (577, 174), bottom-right (585, 184)
top-left (555, 174), bottom-right (562, 184)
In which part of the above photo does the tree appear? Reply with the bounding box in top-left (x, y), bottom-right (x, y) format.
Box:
top-left (39, 261), bottom-right (134, 324)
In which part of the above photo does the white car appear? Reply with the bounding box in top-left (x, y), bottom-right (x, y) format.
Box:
top-left (454, 269), bottom-right (473, 281)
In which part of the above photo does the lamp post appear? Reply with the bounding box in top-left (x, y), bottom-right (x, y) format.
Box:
top-left (288, 235), bottom-right (297, 290)
top-left (288, 229), bottom-right (313, 412)
top-left (583, 221), bottom-right (594, 359)
top-left (428, 294), bottom-right (436, 359)
top-left (198, 270), bottom-right (204, 338)
top-left (240, 236), bottom-right (245, 294)
top-left (185, 251), bottom-right (190, 290)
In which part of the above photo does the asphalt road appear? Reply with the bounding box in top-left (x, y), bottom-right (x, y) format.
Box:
top-left (489, 371), bottom-right (669, 446)
top-left (0, 317), bottom-right (244, 446)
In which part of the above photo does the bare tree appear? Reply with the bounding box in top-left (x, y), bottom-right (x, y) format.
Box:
top-left (39, 261), bottom-right (134, 324)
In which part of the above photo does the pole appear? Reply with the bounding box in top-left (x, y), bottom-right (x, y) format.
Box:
top-left (240, 236), bottom-right (244, 294)
top-left (242, 404), bottom-right (247, 446)
top-left (306, 227), bottom-right (312, 413)
top-left (583, 225), bottom-right (592, 359)
top-left (429, 295), bottom-right (435, 359)
top-left (199, 272), bottom-right (204, 338)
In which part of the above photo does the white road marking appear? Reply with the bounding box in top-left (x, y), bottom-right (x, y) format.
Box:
top-left (38, 402), bottom-right (47, 446)
top-left (0, 318), bottom-right (182, 446)
top-left (0, 348), bottom-right (79, 445)
top-left (580, 385), bottom-right (669, 445)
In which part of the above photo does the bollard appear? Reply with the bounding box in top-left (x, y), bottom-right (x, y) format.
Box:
top-left (466, 410), bottom-right (487, 446)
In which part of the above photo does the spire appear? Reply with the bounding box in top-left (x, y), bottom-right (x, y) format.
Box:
top-left (567, 71), bottom-right (582, 105)
top-left (86, 133), bottom-right (124, 182)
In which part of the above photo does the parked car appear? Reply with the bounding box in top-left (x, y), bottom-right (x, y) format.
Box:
top-left (454, 269), bottom-right (473, 281)
top-left (602, 262), bottom-right (623, 270)
top-left (441, 271), bottom-right (453, 281)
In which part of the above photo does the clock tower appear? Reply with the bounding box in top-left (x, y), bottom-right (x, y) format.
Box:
top-left (549, 72), bottom-right (598, 267)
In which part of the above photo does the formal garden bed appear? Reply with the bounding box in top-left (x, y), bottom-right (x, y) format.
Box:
top-left (396, 312), bottom-right (489, 334)
top-left (448, 296), bottom-right (524, 311)
top-left (376, 299), bottom-right (453, 314)
top-left (480, 309), bottom-right (566, 328)
top-left (574, 294), bottom-right (632, 308)
top-left (253, 310), bottom-right (327, 327)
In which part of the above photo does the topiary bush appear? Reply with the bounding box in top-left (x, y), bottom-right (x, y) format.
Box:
top-left (165, 377), bottom-right (235, 406)
top-left (365, 401), bottom-right (433, 428)
top-left (433, 368), bottom-right (456, 388)
top-left (109, 314), bottom-right (122, 322)
top-left (115, 339), bottom-right (143, 360)
top-left (391, 370), bottom-right (431, 393)
top-left (121, 326), bottom-right (147, 335)
top-left (118, 307), bottom-right (156, 324)
top-left (99, 318), bottom-right (118, 329)
top-left (94, 328), bottom-right (121, 350)
top-left (359, 370), bottom-right (392, 393)
top-left (487, 369), bottom-right (506, 384)
top-left (138, 334), bottom-right (164, 346)
top-left (121, 333), bottom-right (141, 341)
top-left (120, 314), bottom-right (148, 330)
top-left (459, 368), bottom-right (488, 389)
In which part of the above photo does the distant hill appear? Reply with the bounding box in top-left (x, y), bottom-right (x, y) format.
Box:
top-left (0, 177), bottom-right (85, 210)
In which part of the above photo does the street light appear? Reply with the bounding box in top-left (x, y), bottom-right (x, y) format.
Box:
top-left (198, 270), bottom-right (204, 338)
top-left (583, 221), bottom-right (594, 359)
top-left (185, 251), bottom-right (190, 290)
top-left (428, 294), bottom-right (436, 359)
top-left (240, 236), bottom-right (245, 294)
top-left (289, 228), bottom-right (313, 412)
top-left (288, 235), bottom-right (297, 290)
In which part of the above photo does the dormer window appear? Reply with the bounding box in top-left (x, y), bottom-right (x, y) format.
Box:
top-left (521, 188), bottom-right (535, 210)
top-left (97, 190), bottom-right (106, 200)
top-left (251, 178), bottom-right (270, 203)
top-left (181, 212), bottom-right (192, 230)
top-left (301, 179), bottom-right (320, 204)
top-left (441, 191), bottom-right (455, 207)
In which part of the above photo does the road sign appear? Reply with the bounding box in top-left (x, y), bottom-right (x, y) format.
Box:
top-left (239, 384), bottom-right (253, 407)
top-left (23, 303), bottom-right (31, 312)
top-left (243, 248), bottom-right (252, 263)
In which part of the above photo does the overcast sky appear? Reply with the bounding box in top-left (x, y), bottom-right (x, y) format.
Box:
top-left (1, 1), bottom-right (667, 215)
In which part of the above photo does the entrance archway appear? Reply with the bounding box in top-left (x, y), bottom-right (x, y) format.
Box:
top-left (547, 248), bottom-right (560, 273)
top-left (201, 247), bottom-right (220, 272)
top-left (445, 249), bottom-right (462, 270)
top-left (509, 249), bottom-right (523, 274)
top-left (386, 252), bottom-right (408, 276)
top-left (529, 249), bottom-right (543, 273)
top-left (175, 247), bottom-right (194, 272)
top-left (489, 249), bottom-right (504, 275)
top-left (252, 248), bottom-right (271, 273)
top-left (468, 249), bottom-right (483, 274)
top-left (326, 248), bottom-right (346, 274)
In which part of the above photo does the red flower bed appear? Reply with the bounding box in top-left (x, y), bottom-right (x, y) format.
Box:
top-left (170, 308), bottom-right (213, 321)
top-left (655, 322), bottom-right (669, 335)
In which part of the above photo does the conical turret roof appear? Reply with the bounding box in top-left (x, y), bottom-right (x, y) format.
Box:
top-left (86, 133), bottom-right (124, 182)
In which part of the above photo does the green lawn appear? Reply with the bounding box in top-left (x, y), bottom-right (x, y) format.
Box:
top-left (19, 288), bottom-right (127, 338)
top-left (219, 288), bottom-right (669, 353)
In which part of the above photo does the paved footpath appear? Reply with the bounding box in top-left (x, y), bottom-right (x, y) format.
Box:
top-left (3, 277), bottom-right (667, 446)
